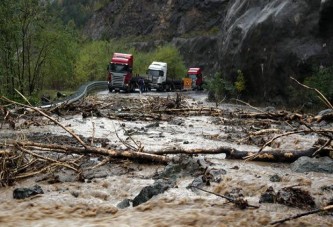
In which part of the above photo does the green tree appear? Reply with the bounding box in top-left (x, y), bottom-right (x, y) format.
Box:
top-left (153, 45), bottom-right (187, 79)
top-left (41, 24), bottom-right (79, 90)
top-left (0, 0), bottom-right (20, 96)
top-left (304, 66), bottom-right (333, 102)
top-left (74, 40), bottom-right (114, 86)
top-left (234, 70), bottom-right (246, 94)
top-left (205, 73), bottom-right (235, 106)
top-left (0, 0), bottom-right (80, 97)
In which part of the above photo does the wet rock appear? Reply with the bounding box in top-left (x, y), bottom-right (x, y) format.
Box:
top-left (224, 188), bottom-right (244, 200)
top-left (269, 174), bottom-right (282, 182)
top-left (13, 185), bottom-right (44, 200)
top-left (70, 191), bottom-right (80, 198)
top-left (117, 199), bottom-right (132, 209)
top-left (145, 122), bottom-right (159, 128)
top-left (169, 118), bottom-right (184, 126)
top-left (320, 185), bottom-right (333, 192)
top-left (187, 176), bottom-right (206, 189)
top-left (260, 186), bottom-right (316, 209)
top-left (259, 186), bottom-right (276, 204)
top-left (209, 169), bottom-right (226, 183)
top-left (157, 156), bottom-right (204, 179)
top-left (276, 187), bottom-right (316, 210)
top-left (132, 179), bottom-right (175, 207)
top-left (187, 168), bottom-right (226, 189)
top-left (291, 156), bottom-right (333, 174)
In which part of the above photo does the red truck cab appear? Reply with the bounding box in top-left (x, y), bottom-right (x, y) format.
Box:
top-left (187, 67), bottom-right (203, 90)
top-left (108, 53), bottom-right (133, 92)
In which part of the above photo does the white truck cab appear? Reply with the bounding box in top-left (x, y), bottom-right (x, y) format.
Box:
top-left (147, 61), bottom-right (167, 90)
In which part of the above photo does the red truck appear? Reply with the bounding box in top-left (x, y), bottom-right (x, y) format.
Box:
top-left (107, 53), bottom-right (134, 92)
top-left (187, 67), bottom-right (203, 90)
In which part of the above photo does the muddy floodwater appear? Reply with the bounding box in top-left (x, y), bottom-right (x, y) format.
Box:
top-left (0, 91), bottom-right (332, 226)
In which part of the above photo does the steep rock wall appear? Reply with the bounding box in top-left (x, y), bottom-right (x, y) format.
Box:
top-left (219, 0), bottom-right (332, 102)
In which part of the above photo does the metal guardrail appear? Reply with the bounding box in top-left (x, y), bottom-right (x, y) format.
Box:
top-left (40, 81), bottom-right (108, 108)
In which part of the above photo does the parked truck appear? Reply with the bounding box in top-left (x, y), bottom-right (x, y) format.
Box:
top-left (146, 61), bottom-right (182, 91)
top-left (107, 53), bottom-right (134, 92)
top-left (187, 67), bottom-right (204, 90)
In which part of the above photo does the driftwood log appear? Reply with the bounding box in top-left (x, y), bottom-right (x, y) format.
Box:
top-left (15, 141), bottom-right (170, 164)
top-left (151, 147), bottom-right (330, 162)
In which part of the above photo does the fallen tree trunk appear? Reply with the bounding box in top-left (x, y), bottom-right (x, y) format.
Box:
top-left (152, 108), bottom-right (223, 116)
top-left (11, 141), bottom-right (332, 163)
top-left (151, 147), bottom-right (329, 162)
top-left (15, 141), bottom-right (170, 164)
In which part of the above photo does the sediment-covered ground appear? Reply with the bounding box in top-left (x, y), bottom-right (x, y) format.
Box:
top-left (0, 90), bottom-right (332, 226)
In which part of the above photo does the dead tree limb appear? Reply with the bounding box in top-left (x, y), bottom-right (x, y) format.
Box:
top-left (15, 144), bottom-right (79, 172)
top-left (290, 76), bottom-right (333, 110)
top-left (271, 205), bottom-right (333, 225)
top-left (190, 185), bottom-right (259, 209)
top-left (234, 99), bottom-right (269, 114)
top-left (152, 107), bottom-right (223, 115)
top-left (246, 129), bottom-right (333, 161)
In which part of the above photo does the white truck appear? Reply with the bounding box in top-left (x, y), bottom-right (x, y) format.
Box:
top-left (146, 61), bottom-right (182, 91)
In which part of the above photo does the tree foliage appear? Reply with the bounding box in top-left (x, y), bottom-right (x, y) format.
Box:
top-left (0, 1), bottom-right (187, 98)
top-left (152, 45), bottom-right (187, 79)
top-left (234, 70), bottom-right (246, 94)
top-left (304, 66), bottom-right (333, 102)
top-left (0, 0), bottom-right (78, 97)
top-left (205, 73), bottom-right (235, 105)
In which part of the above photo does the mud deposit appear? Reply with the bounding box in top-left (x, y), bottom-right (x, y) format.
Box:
top-left (0, 91), bottom-right (332, 226)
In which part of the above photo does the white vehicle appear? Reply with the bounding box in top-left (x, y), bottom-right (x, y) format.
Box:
top-left (146, 61), bottom-right (181, 91)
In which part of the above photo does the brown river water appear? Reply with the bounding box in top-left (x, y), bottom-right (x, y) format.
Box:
top-left (0, 91), bottom-right (332, 226)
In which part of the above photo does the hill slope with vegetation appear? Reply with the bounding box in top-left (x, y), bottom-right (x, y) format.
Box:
top-left (1, 0), bottom-right (333, 108)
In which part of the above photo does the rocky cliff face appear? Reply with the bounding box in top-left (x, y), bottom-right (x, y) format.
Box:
top-left (85, 0), bottom-right (333, 102)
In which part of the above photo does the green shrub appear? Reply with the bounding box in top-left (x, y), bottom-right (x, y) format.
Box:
top-left (304, 66), bottom-right (333, 102)
top-left (205, 73), bottom-right (235, 106)
top-left (234, 70), bottom-right (246, 94)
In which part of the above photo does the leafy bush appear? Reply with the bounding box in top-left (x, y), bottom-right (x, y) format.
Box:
top-left (304, 66), bottom-right (333, 102)
top-left (205, 73), bottom-right (235, 106)
top-left (234, 70), bottom-right (246, 94)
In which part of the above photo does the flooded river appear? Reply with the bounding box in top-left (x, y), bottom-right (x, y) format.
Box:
top-left (0, 90), bottom-right (332, 226)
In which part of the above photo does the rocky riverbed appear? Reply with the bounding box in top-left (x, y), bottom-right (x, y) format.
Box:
top-left (0, 90), bottom-right (332, 226)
